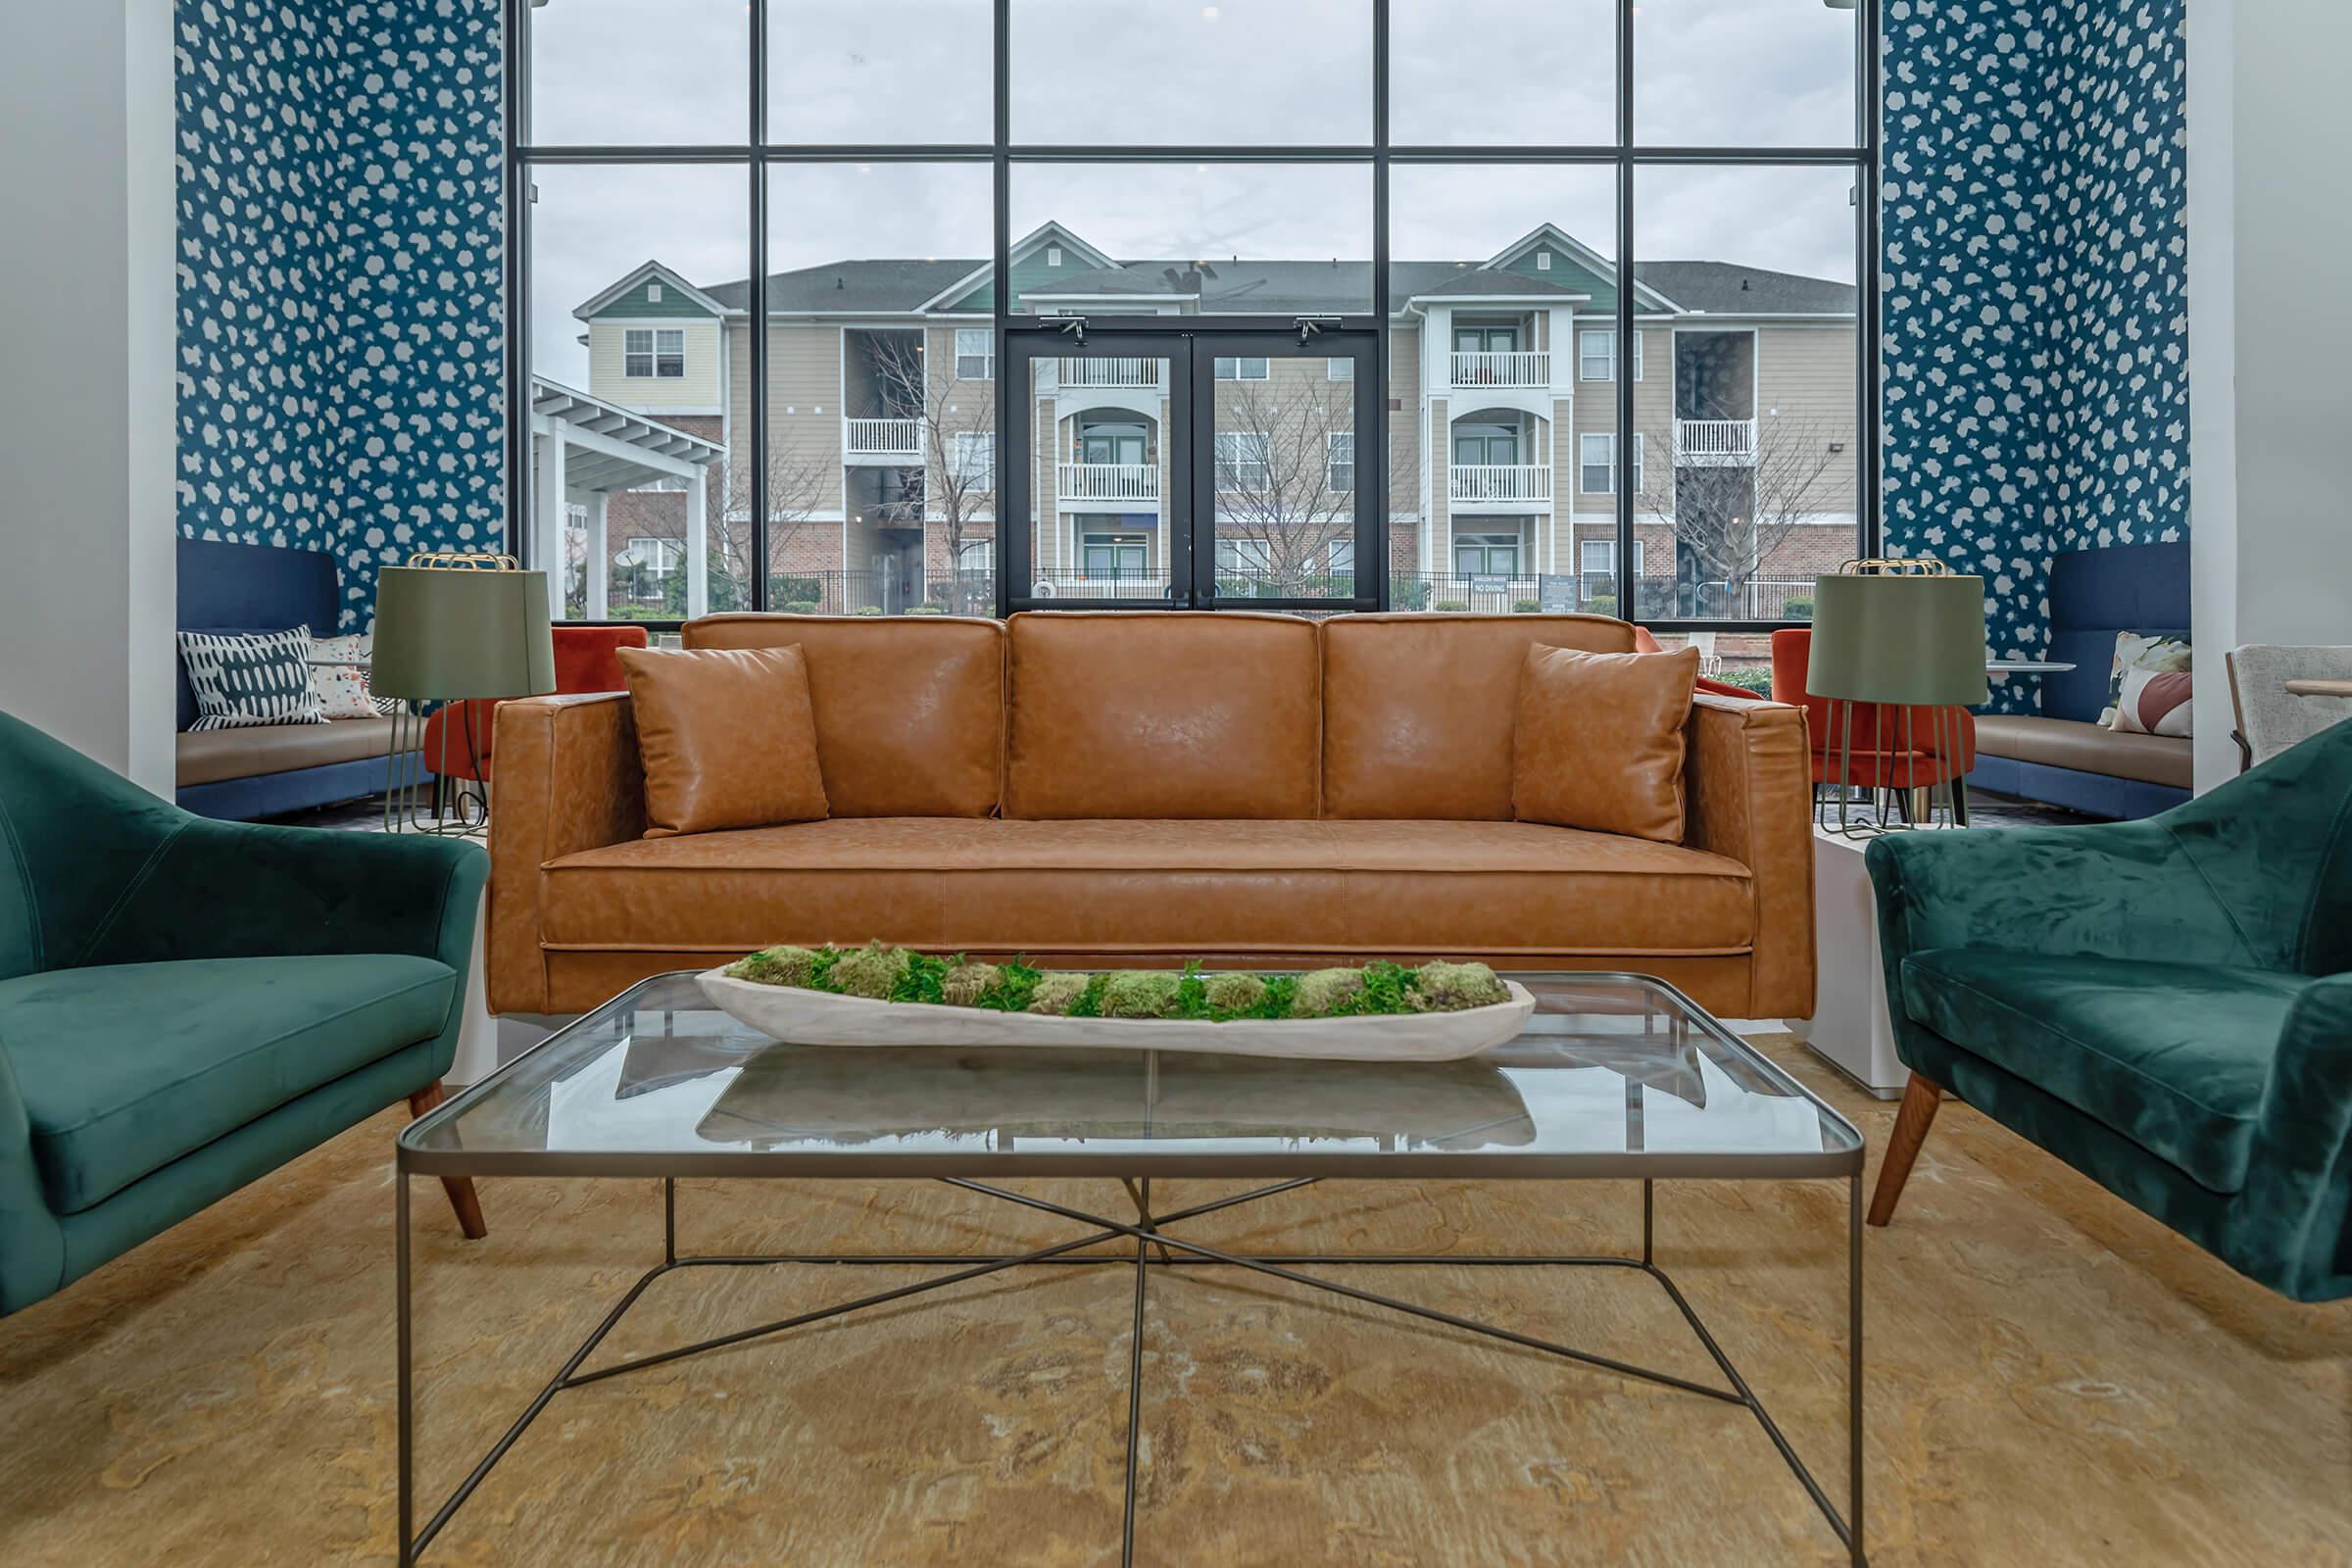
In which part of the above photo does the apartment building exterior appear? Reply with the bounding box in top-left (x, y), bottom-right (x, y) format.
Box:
top-left (543, 221), bottom-right (1858, 622)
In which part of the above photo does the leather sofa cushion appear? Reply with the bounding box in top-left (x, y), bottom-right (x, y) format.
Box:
top-left (0, 955), bottom-right (457, 1214)
top-left (1004, 612), bottom-right (1320, 819)
top-left (1515, 644), bottom-right (1698, 843)
top-left (1323, 614), bottom-right (1635, 819)
top-left (538, 817), bottom-right (1755, 960)
top-left (618, 644), bottom-right (829, 837)
top-left (683, 614), bottom-right (1004, 817)
top-left (175, 716), bottom-right (413, 787)
top-left (1973, 715), bottom-right (2192, 790)
top-left (1899, 949), bottom-right (2303, 1194)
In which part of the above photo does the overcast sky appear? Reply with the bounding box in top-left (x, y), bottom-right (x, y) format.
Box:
top-left (528, 0), bottom-right (1860, 384)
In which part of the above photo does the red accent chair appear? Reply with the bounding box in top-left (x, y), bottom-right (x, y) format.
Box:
top-left (1768, 627), bottom-right (1977, 789)
top-left (418, 625), bottom-right (650, 786)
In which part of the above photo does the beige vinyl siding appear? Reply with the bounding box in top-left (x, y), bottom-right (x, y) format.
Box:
top-left (1753, 322), bottom-right (1860, 515)
top-left (588, 318), bottom-right (723, 412)
top-left (724, 320), bottom-right (847, 536)
top-left (1389, 325), bottom-right (1419, 518)
top-left (1571, 326), bottom-right (1666, 443)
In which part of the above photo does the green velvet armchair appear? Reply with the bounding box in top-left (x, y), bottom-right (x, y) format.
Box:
top-left (1864, 718), bottom-right (2352, 1302)
top-left (0, 710), bottom-right (490, 1316)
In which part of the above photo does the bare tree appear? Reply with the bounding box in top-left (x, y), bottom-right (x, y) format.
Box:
top-left (1208, 374), bottom-right (1403, 596)
top-left (1636, 410), bottom-right (1842, 616)
top-left (872, 333), bottom-right (997, 612)
top-left (711, 430), bottom-right (836, 610)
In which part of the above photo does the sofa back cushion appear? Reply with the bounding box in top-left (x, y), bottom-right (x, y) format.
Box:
top-left (1004, 612), bottom-right (1321, 819)
top-left (683, 614), bottom-right (1004, 817)
top-left (1321, 614), bottom-right (1637, 819)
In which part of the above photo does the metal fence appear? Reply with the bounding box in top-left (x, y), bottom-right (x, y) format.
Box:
top-left (723, 567), bottom-right (1813, 620)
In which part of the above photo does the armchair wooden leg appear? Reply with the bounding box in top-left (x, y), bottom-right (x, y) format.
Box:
top-left (1868, 1072), bottom-right (1944, 1228)
top-left (406, 1080), bottom-right (488, 1240)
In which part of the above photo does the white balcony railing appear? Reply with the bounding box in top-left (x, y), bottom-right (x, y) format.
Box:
top-left (1448, 464), bottom-right (1553, 504)
top-left (1056, 357), bottom-right (1164, 389)
top-left (844, 416), bottom-right (921, 459)
top-left (1676, 417), bottom-right (1758, 465)
top-left (1056, 461), bottom-right (1160, 503)
top-left (1449, 350), bottom-right (1550, 388)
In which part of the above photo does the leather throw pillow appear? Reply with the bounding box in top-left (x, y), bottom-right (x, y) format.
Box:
top-left (617, 644), bottom-right (829, 837)
top-left (1513, 643), bottom-right (1700, 843)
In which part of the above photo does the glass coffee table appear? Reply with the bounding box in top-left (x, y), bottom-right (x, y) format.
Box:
top-left (398, 971), bottom-right (1867, 1566)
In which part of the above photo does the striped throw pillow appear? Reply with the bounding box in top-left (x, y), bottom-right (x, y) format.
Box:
top-left (179, 629), bottom-right (326, 731)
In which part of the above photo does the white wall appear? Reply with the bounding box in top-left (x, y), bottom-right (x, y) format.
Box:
top-left (2190, 0), bottom-right (2352, 790)
top-left (0, 0), bottom-right (176, 793)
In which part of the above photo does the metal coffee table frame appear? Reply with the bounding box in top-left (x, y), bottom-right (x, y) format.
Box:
top-left (396, 977), bottom-right (1867, 1567)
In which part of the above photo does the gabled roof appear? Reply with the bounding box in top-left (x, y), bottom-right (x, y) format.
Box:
top-left (571, 261), bottom-right (731, 321)
top-left (1632, 262), bottom-right (1857, 317)
top-left (645, 221), bottom-right (1858, 322)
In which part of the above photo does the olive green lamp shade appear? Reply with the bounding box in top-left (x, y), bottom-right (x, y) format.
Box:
top-left (1805, 571), bottom-right (1991, 708)
top-left (369, 564), bottom-right (557, 701)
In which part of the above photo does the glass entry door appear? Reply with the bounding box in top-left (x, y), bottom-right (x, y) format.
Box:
top-left (1001, 326), bottom-right (1381, 612)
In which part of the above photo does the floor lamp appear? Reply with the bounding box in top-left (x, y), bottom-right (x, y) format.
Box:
top-left (370, 552), bottom-right (556, 835)
top-left (1806, 559), bottom-right (1989, 838)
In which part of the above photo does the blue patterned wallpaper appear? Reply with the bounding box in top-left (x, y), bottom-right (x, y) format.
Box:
top-left (1882, 0), bottom-right (2188, 710)
top-left (175, 0), bottom-right (506, 630)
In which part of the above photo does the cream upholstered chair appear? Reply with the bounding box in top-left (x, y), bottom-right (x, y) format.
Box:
top-left (2227, 645), bottom-right (2352, 770)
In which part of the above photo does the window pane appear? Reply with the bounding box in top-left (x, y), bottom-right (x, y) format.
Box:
top-left (768, 164), bottom-right (995, 613)
top-left (1635, 165), bottom-right (1860, 625)
top-left (1389, 166), bottom-right (1616, 614)
top-left (1212, 357), bottom-right (1357, 604)
top-left (1032, 349), bottom-right (1179, 602)
top-left (528, 0), bottom-right (746, 146)
top-left (766, 1), bottom-right (993, 144)
top-left (1391, 0), bottom-right (1615, 147)
top-left (1012, 0), bottom-right (1372, 146)
top-left (1008, 163), bottom-right (1372, 316)
top-left (527, 165), bottom-right (742, 621)
top-left (1634, 0), bottom-right (1859, 148)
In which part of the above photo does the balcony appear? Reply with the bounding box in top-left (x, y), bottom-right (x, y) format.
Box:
top-left (844, 416), bottom-right (921, 461)
top-left (1056, 461), bottom-right (1160, 503)
top-left (1056, 357), bottom-right (1165, 390)
top-left (1676, 417), bottom-right (1758, 466)
top-left (1448, 464), bottom-right (1552, 506)
top-left (1449, 350), bottom-right (1550, 389)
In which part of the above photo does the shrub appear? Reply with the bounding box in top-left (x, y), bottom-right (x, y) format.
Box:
top-left (1713, 666), bottom-right (1775, 696)
top-left (1513, 599), bottom-right (1542, 614)
top-left (782, 600), bottom-right (819, 615)
top-left (852, 605), bottom-right (884, 616)
top-left (1392, 578), bottom-right (1433, 611)
top-left (1782, 596), bottom-right (1814, 619)
top-left (1586, 595), bottom-right (1617, 618)
top-left (906, 606), bottom-right (946, 615)
top-left (1433, 599), bottom-right (1469, 612)
top-left (770, 575), bottom-right (823, 605)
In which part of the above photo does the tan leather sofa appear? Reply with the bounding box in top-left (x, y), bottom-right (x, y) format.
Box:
top-left (488, 612), bottom-right (1816, 1020)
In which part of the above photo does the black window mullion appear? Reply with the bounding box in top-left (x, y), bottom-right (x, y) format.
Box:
top-left (746, 0), bottom-right (770, 612)
top-left (1616, 0), bottom-right (1638, 620)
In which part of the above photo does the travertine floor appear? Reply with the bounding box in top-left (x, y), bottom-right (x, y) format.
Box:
top-left (0, 1036), bottom-right (2344, 1566)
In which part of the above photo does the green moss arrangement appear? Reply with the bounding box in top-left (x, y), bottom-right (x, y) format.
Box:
top-left (721, 948), bottom-right (1514, 1022)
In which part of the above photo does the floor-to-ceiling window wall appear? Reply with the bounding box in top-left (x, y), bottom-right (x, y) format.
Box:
top-left (507, 0), bottom-right (1876, 627)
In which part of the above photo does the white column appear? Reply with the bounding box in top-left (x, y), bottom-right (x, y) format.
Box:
top-left (536, 422), bottom-right (567, 621)
top-left (685, 468), bottom-right (710, 617)
top-left (583, 490), bottom-right (609, 619)
top-left (0, 0), bottom-right (176, 793)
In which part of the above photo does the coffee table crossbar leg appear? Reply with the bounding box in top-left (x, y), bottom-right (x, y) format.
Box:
top-left (399, 1171), bottom-right (1863, 1567)
top-left (939, 1178), bottom-right (1745, 1407)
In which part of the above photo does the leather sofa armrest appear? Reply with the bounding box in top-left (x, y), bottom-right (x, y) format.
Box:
top-left (1684, 692), bottom-right (1816, 1018)
top-left (488, 693), bottom-right (646, 1013)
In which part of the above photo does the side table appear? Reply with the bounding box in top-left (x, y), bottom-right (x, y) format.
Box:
top-left (1782, 824), bottom-right (1959, 1098)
